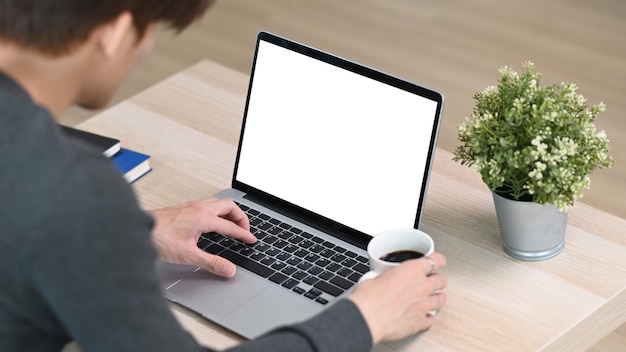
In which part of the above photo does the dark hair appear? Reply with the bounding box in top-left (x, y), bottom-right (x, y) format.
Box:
top-left (0, 0), bottom-right (215, 55)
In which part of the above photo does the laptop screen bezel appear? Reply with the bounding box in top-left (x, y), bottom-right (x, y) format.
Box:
top-left (231, 31), bottom-right (444, 249)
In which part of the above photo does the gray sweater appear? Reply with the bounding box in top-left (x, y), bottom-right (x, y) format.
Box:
top-left (0, 72), bottom-right (372, 352)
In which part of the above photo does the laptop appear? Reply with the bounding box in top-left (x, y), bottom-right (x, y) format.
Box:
top-left (156, 31), bottom-right (444, 339)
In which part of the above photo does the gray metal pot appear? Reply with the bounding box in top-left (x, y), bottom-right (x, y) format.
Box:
top-left (492, 191), bottom-right (568, 261)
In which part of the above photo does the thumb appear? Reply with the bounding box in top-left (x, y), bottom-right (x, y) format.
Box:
top-left (196, 249), bottom-right (237, 277)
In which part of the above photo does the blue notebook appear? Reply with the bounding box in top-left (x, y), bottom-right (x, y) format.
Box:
top-left (112, 148), bottom-right (151, 183)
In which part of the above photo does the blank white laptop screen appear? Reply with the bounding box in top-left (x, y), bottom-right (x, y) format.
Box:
top-left (236, 39), bottom-right (439, 236)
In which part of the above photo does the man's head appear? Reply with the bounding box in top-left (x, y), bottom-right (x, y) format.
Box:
top-left (0, 0), bottom-right (215, 113)
top-left (0, 0), bottom-right (214, 56)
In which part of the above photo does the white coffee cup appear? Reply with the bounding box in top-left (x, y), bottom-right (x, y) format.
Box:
top-left (359, 228), bottom-right (437, 315)
top-left (359, 228), bottom-right (435, 282)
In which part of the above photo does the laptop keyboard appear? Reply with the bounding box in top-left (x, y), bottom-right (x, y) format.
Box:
top-left (196, 202), bottom-right (369, 305)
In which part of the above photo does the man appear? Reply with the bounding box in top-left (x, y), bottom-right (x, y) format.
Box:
top-left (0, 1), bottom-right (448, 351)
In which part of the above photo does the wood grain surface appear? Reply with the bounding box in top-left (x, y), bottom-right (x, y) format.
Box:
top-left (77, 60), bottom-right (626, 352)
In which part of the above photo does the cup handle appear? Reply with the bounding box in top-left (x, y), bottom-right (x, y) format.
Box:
top-left (358, 270), bottom-right (379, 283)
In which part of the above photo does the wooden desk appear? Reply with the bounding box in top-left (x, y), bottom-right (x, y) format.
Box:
top-left (78, 60), bottom-right (626, 352)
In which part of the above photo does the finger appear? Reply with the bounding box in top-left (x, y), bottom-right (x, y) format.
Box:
top-left (428, 291), bottom-right (447, 313)
top-left (192, 198), bottom-right (250, 230)
top-left (420, 252), bottom-right (446, 275)
top-left (196, 249), bottom-right (237, 277)
top-left (427, 272), bottom-right (448, 293)
top-left (214, 199), bottom-right (251, 229)
top-left (193, 199), bottom-right (256, 243)
top-left (211, 216), bottom-right (257, 244)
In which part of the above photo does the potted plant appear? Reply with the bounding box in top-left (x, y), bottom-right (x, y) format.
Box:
top-left (453, 61), bottom-right (614, 261)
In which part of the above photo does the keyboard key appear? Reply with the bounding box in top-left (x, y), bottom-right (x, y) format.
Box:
top-left (269, 272), bottom-right (288, 284)
top-left (303, 275), bottom-right (319, 285)
top-left (348, 272), bottom-right (363, 282)
top-left (293, 249), bottom-right (308, 258)
top-left (301, 232), bottom-right (313, 239)
top-left (249, 252), bottom-right (265, 261)
top-left (204, 243), bottom-right (225, 255)
top-left (336, 268), bottom-right (353, 278)
top-left (315, 297), bottom-right (329, 305)
top-left (330, 276), bottom-right (354, 290)
top-left (286, 257), bottom-right (302, 266)
top-left (293, 270), bottom-right (308, 280)
top-left (259, 222), bottom-right (273, 230)
top-left (299, 240), bottom-right (314, 249)
top-left (220, 238), bottom-right (235, 247)
top-left (283, 244), bottom-right (298, 253)
top-left (311, 236), bottom-right (324, 244)
top-left (319, 271), bottom-right (335, 281)
top-left (274, 240), bottom-right (288, 249)
top-left (330, 253), bottom-right (347, 263)
top-left (265, 248), bottom-right (280, 256)
top-left (276, 252), bottom-right (291, 261)
top-left (353, 263), bottom-right (370, 274)
top-left (334, 246), bottom-right (346, 254)
top-left (314, 281), bottom-right (343, 297)
top-left (281, 266), bottom-right (298, 276)
top-left (277, 231), bottom-right (292, 239)
top-left (315, 258), bottom-right (331, 267)
top-left (282, 278), bottom-right (299, 289)
top-left (271, 262), bottom-right (287, 271)
top-left (296, 261), bottom-right (313, 271)
top-left (260, 257), bottom-right (276, 266)
top-left (255, 231), bottom-right (269, 240)
top-left (304, 253), bottom-right (320, 263)
top-left (293, 287), bottom-right (306, 295)
top-left (241, 247), bottom-right (255, 256)
top-left (264, 236), bottom-right (279, 245)
top-left (254, 243), bottom-right (271, 252)
top-left (308, 266), bottom-right (323, 276)
top-left (320, 249), bottom-right (335, 258)
top-left (206, 232), bottom-right (224, 242)
top-left (288, 236), bottom-right (304, 245)
top-left (230, 242), bottom-right (247, 252)
top-left (322, 241), bottom-right (335, 249)
top-left (304, 288), bottom-right (322, 299)
top-left (269, 218), bottom-right (281, 225)
top-left (309, 244), bottom-right (324, 253)
top-left (345, 251), bottom-right (358, 258)
top-left (220, 250), bottom-right (273, 278)
top-left (356, 255), bottom-right (368, 263)
top-left (270, 227), bottom-right (284, 235)
top-left (197, 237), bottom-right (210, 249)
top-left (341, 258), bottom-right (357, 268)
top-left (327, 263), bottom-right (342, 272)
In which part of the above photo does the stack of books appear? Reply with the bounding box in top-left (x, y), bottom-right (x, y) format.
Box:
top-left (60, 125), bottom-right (151, 183)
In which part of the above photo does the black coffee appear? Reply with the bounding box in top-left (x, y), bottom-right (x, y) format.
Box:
top-left (379, 250), bottom-right (425, 263)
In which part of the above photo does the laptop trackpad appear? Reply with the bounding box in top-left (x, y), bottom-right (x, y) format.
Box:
top-left (167, 269), bottom-right (265, 318)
